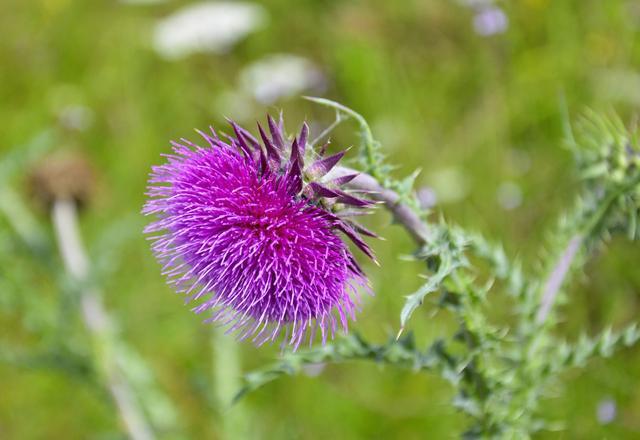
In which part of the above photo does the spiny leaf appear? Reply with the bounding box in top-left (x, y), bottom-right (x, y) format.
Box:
top-left (234, 333), bottom-right (437, 403)
top-left (399, 253), bottom-right (460, 330)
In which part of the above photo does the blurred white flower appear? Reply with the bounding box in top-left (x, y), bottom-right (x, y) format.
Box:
top-left (153, 2), bottom-right (267, 60)
top-left (58, 105), bottom-right (94, 131)
top-left (121, 0), bottom-right (168, 5)
top-left (301, 362), bottom-right (326, 377)
top-left (427, 167), bottom-right (469, 204)
top-left (48, 85), bottom-right (94, 132)
top-left (473, 6), bottom-right (508, 36)
top-left (460, 0), bottom-right (492, 6)
top-left (496, 181), bottom-right (522, 210)
top-left (239, 54), bottom-right (325, 104)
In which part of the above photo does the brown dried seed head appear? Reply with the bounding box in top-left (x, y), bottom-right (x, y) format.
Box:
top-left (30, 153), bottom-right (95, 208)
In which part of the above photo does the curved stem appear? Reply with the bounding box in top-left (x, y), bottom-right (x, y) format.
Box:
top-left (305, 97), bottom-right (380, 179)
top-left (309, 112), bottom-right (344, 148)
top-left (334, 166), bottom-right (430, 245)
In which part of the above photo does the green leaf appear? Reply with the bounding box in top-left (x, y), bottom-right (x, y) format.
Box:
top-left (399, 257), bottom-right (455, 329)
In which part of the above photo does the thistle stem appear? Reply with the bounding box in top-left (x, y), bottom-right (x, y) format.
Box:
top-left (309, 112), bottom-right (344, 148)
top-left (341, 163), bottom-right (640, 328)
top-left (305, 97), bottom-right (380, 179)
top-left (335, 166), bottom-right (430, 244)
top-left (212, 327), bottom-right (247, 439)
top-left (535, 173), bottom-right (640, 324)
top-left (535, 234), bottom-right (583, 324)
top-left (52, 198), bottom-right (154, 440)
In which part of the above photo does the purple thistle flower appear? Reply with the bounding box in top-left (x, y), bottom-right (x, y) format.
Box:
top-left (144, 116), bottom-right (376, 348)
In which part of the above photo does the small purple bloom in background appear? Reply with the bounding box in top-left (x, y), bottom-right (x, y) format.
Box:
top-left (144, 116), bottom-right (376, 348)
top-left (596, 398), bottom-right (617, 425)
top-left (473, 6), bottom-right (508, 36)
top-left (417, 186), bottom-right (437, 210)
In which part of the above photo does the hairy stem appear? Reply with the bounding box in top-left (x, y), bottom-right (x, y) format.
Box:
top-left (339, 160), bottom-right (639, 329)
top-left (535, 234), bottom-right (583, 324)
top-left (235, 334), bottom-right (436, 401)
top-left (52, 199), bottom-right (154, 440)
top-left (535, 173), bottom-right (640, 324)
top-left (335, 166), bottom-right (430, 244)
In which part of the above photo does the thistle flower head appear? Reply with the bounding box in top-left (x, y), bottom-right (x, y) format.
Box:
top-left (144, 116), bottom-right (376, 348)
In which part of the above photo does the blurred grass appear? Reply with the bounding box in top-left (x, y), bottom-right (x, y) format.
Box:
top-left (1, 0), bottom-right (640, 438)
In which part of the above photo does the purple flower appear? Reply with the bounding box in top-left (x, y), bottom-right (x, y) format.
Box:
top-left (144, 116), bottom-right (376, 348)
top-left (473, 6), bottom-right (508, 36)
top-left (596, 398), bottom-right (617, 425)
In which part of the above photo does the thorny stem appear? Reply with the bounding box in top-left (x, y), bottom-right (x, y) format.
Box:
top-left (310, 98), bottom-right (431, 244)
top-left (317, 99), bottom-right (640, 330)
top-left (339, 162), bottom-right (640, 330)
top-left (234, 334), bottom-right (438, 402)
top-left (535, 173), bottom-right (640, 324)
top-left (535, 235), bottom-right (583, 324)
top-left (335, 166), bottom-right (430, 245)
top-left (52, 199), bottom-right (154, 440)
top-left (338, 151), bottom-right (640, 328)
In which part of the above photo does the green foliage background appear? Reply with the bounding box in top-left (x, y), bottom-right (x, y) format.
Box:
top-left (1, 0), bottom-right (640, 438)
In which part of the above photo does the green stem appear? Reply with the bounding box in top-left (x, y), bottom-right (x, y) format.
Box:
top-left (581, 174), bottom-right (640, 235)
top-left (212, 328), bottom-right (248, 439)
top-left (304, 97), bottom-right (380, 179)
top-left (0, 188), bottom-right (49, 254)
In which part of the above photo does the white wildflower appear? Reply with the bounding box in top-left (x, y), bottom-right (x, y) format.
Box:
top-left (239, 54), bottom-right (325, 104)
top-left (153, 2), bottom-right (266, 60)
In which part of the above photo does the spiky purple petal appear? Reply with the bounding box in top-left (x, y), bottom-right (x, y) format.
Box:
top-left (308, 150), bottom-right (347, 177)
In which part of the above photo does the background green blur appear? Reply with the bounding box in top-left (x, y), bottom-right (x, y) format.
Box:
top-left (2, 0), bottom-right (640, 438)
